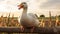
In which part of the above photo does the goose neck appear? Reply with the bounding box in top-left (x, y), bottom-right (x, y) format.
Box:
top-left (23, 8), bottom-right (27, 13)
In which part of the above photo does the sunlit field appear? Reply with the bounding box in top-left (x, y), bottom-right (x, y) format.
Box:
top-left (0, 12), bottom-right (60, 34)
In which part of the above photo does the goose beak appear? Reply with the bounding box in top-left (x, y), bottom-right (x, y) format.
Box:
top-left (18, 4), bottom-right (23, 10)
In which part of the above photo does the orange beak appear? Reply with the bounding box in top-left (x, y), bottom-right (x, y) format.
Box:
top-left (18, 4), bottom-right (23, 10)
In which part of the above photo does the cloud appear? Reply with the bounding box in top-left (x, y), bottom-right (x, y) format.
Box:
top-left (40, 0), bottom-right (60, 9)
top-left (0, 0), bottom-right (60, 17)
top-left (0, 0), bottom-right (4, 2)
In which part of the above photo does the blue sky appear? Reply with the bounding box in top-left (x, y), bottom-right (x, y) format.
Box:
top-left (0, 0), bottom-right (60, 17)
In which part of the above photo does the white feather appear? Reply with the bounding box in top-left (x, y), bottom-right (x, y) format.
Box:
top-left (19, 2), bottom-right (40, 27)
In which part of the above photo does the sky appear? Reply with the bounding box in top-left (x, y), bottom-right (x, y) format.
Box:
top-left (0, 0), bottom-right (60, 17)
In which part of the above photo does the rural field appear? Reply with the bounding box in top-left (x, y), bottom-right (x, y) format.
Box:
top-left (0, 12), bottom-right (60, 34)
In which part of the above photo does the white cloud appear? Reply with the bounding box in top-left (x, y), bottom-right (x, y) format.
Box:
top-left (40, 0), bottom-right (60, 9)
top-left (0, 0), bottom-right (60, 17)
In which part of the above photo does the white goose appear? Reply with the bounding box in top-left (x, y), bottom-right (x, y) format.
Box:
top-left (18, 2), bottom-right (40, 32)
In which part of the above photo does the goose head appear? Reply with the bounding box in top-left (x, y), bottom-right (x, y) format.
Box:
top-left (18, 2), bottom-right (27, 10)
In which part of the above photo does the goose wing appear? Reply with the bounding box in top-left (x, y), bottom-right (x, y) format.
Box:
top-left (27, 13), bottom-right (40, 27)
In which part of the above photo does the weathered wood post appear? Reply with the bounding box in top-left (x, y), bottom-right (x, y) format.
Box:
top-left (55, 15), bottom-right (59, 27)
top-left (49, 11), bottom-right (52, 27)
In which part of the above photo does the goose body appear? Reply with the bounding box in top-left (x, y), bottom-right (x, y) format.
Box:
top-left (18, 2), bottom-right (40, 32)
top-left (21, 13), bottom-right (40, 27)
